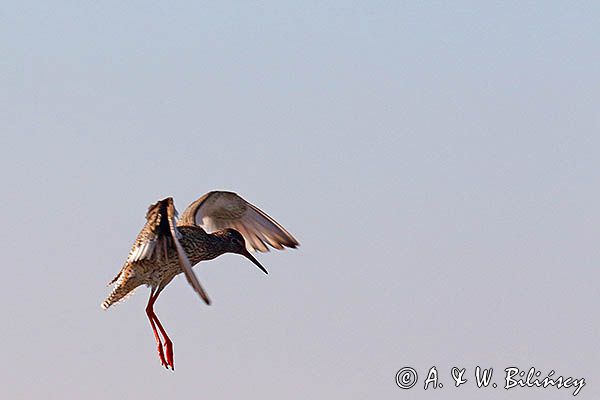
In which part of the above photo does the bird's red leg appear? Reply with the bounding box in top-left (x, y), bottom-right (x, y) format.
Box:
top-left (146, 290), bottom-right (168, 368)
top-left (152, 310), bottom-right (174, 370)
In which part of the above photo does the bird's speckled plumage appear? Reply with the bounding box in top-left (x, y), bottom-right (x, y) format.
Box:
top-left (102, 226), bottom-right (223, 309)
top-left (101, 191), bottom-right (298, 370)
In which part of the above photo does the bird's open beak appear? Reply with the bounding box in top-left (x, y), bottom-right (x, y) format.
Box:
top-left (242, 250), bottom-right (268, 275)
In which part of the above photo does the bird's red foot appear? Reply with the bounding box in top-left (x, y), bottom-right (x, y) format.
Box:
top-left (164, 340), bottom-right (174, 370)
top-left (156, 343), bottom-right (169, 368)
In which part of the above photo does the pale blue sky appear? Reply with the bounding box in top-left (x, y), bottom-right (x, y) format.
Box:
top-left (1, 2), bottom-right (599, 399)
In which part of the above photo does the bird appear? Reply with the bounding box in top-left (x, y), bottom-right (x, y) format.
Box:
top-left (102, 191), bottom-right (299, 370)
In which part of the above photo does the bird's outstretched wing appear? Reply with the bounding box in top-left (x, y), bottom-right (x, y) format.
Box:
top-left (179, 191), bottom-right (299, 253)
top-left (127, 197), bottom-right (211, 305)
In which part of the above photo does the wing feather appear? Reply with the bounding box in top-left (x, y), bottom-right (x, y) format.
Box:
top-left (179, 191), bottom-right (299, 253)
top-left (165, 200), bottom-right (211, 305)
top-left (126, 200), bottom-right (172, 264)
top-left (125, 197), bottom-right (211, 305)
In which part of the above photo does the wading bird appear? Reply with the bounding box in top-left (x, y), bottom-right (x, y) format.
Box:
top-left (102, 191), bottom-right (298, 369)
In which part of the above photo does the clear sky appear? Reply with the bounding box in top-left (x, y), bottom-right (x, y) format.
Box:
top-left (1, 2), bottom-right (598, 399)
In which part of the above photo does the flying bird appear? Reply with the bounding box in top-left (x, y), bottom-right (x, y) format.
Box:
top-left (102, 191), bottom-right (298, 369)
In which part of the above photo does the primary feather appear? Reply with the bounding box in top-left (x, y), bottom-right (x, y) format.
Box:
top-left (179, 191), bottom-right (299, 252)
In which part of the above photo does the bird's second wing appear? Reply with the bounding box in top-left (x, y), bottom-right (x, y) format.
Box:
top-left (126, 198), bottom-right (173, 264)
top-left (179, 191), bottom-right (299, 253)
top-left (127, 197), bottom-right (210, 305)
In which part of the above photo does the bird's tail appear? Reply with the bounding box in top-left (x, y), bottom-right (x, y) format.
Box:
top-left (101, 267), bottom-right (140, 310)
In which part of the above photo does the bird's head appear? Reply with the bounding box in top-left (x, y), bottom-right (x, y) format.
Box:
top-left (218, 228), bottom-right (268, 275)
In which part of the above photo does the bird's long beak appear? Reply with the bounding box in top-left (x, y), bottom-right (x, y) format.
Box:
top-left (242, 250), bottom-right (268, 275)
